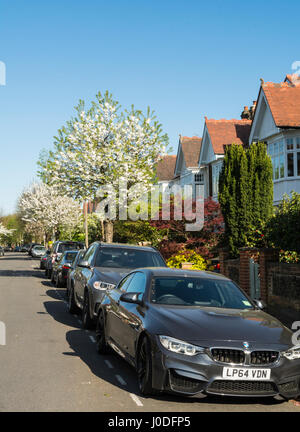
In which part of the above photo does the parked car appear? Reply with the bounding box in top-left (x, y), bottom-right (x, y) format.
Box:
top-left (51, 250), bottom-right (79, 288)
top-left (0, 246), bottom-right (4, 257)
top-left (31, 245), bottom-right (47, 258)
top-left (68, 242), bottom-right (166, 330)
top-left (21, 244), bottom-right (30, 252)
top-left (45, 241), bottom-right (84, 279)
top-left (28, 243), bottom-right (41, 256)
top-left (40, 250), bottom-right (50, 269)
top-left (4, 246), bottom-right (13, 252)
top-left (66, 249), bottom-right (86, 299)
top-left (14, 246), bottom-right (21, 252)
top-left (96, 267), bottom-right (300, 400)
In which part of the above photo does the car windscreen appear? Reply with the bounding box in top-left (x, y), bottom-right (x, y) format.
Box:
top-left (94, 248), bottom-right (165, 268)
top-left (151, 277), bottom-right (254, 310)
top-left (33, 246), bottom-right (46, 251)
top-left (57, 243), bottom-right (83, 253)
top-left (62, 252), bottom-right (78, 263)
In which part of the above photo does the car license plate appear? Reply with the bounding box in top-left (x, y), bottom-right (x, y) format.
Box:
top-left (222, 367), bottom-right (271, 380)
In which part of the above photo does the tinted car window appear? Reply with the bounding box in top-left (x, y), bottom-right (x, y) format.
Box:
top-left (84, 244), bottom-right (98, 265)
top-left (118, 274), bottom-right (134, 292)
top-left (72, 250), bottom-right (85, 269)
top-left (126, 272), bottom-right (146, 294)
top-left (94, 247), bottom-right (165, 268)
top-left (57, 243), bottom-right (83, 253)
top-left (151, 277), bottom-right (254, 310)
top-left (62, 252), bottom-right (78, 263)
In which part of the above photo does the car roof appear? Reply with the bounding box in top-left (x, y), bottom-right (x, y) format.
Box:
top-left (133, 267), bottom-right (230, 280)
top-left (93, 242), bottom-right (158, 252)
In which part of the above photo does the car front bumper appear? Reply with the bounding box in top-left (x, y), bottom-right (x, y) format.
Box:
top-left (150, 339), bottom-right (300, 399)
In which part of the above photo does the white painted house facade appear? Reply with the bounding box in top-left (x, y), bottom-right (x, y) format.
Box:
top-left (249, 75), bottom-right (300, 204)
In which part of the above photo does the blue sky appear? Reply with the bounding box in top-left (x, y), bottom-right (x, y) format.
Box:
top-left (0, 0), bottom-right (299, 214)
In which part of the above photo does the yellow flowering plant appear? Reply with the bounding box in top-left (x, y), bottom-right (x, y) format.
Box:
top-left (167, 250), bottom-right (207, 271)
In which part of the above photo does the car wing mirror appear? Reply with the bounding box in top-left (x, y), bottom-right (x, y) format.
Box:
top-left (253, 299), bottom-right (266, 310)
top-left (120, 292), bottom-right (143, 306)
top-left (78, 260), bottom-right (90, 269)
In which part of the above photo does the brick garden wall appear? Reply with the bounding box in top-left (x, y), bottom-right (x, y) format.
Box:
top-left (219, 248), bottom-right (300, 315)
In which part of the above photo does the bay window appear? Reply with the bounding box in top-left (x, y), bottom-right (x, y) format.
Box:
top-left (268, 137), bottom-right (300, 180)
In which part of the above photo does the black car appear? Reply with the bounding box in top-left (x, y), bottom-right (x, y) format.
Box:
top-left (66, 249), bottom-right (86, 299)
top-left (45, 241), bottom-right (84, 279)
top-left (96, 267), bottom-right (300, 400)
top-left (40, 250), bottom-right (51, 269)
top-left (68, 242), bottom-right (166, 330)
top-left (52, 250), bottom-right (79, 288)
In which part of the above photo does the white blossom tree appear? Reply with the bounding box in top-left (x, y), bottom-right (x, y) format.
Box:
top-left (0, 223), bottom-right (15, 244)
top-left (18, 183), bottom-right (81, 243)
top-left (38, 91), bottom-right (169, 243)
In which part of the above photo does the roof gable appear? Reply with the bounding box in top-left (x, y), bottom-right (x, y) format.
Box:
top-left (205, 118), bottom-right (252, 154)
top-left (156, 155), bottom-right (176, 181)
top-left (174, 136), bottom-right (202, 176)
top-left (262, 79), bottom-right (300, 128)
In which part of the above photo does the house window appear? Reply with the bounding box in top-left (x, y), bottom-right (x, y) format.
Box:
top-left (286, 138), bottom-right (300, 177)
top-left (268, 141), bottom-right (284, 179)
top-left (194, 173), bottom-right (203, 183)
top-left (212, 164), bottom-right (222, 196)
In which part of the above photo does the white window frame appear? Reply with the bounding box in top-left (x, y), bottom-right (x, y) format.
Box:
top-left (267, 136), bottom-right (300, 182)
top-left (212, 163), bottom-right (222, 197)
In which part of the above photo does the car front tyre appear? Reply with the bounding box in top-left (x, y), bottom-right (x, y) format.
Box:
top-left (95, 311), bottom-right (110, 354)
top-left (82, 292), bottom-right (94, 329)
top-left (137, 336), bottom-right (156, 396)
top-left (68, 286), bottom-right (80, 315)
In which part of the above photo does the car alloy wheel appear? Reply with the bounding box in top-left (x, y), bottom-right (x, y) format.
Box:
top-left (95, 312), bottom-right (110, 354)
top-left (82, 293), bottom-right (94, 329)
top-left (68, 286), bottom-right (79, 315)
top-left (137, 337), bottom-right (155, 396)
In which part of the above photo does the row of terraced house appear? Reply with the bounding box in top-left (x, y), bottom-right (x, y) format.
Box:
top-left (157, 74), bottom-right (300, 205)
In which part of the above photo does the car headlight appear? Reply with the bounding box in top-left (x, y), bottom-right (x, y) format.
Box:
top-left (282, 346), bottom-right (300, 360)
top-left (93, 281), bottom-right (116, 291)
top-left (159, 335), bottom-right (204, 356)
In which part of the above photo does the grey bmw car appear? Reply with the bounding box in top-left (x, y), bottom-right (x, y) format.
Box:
top-left (96, 267), bottom-right (300, 400)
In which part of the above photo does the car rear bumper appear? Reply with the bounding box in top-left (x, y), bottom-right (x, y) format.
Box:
top-left (150, 339), bottom-right (300, 399)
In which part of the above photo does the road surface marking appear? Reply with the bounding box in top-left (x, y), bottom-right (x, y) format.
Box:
top-left (104, 360), bottom-right (114, 369)
top-left (115, 375), bottom-right (127, 386)
top-left (130, 393), bottom-right (143, 407)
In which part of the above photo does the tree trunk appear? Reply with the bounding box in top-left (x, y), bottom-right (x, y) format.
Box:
top-left (84, 201), bottom-right (89, 249)
top-left (104, 220), bottom-right (114, 243)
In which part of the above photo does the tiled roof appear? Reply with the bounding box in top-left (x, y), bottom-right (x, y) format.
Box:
top-left (156, 155), bottom-right (176, 181)
top-left (180, 136), bottom-right (202, 167)
top-left (205, 118), bottom-right (252, 154)
top-left (262, 77), bottom-right (300, 127)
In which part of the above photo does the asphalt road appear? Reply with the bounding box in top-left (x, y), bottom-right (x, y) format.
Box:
top-left (0, 252), bottom-right (299, 412)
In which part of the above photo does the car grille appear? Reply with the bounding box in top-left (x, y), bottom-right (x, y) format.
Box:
top-left (169, 370), bottom-right (206, 394)
top-left (211, 349), bottom-right (279, 365)
top-left (278, 380), bottom-right (300, 395)
top-left (207, 380), bottom-right (278, 396)
top-left (250, 351), bottom-right (279, 365)
top-left (211, 349), bottom-right (245, 364)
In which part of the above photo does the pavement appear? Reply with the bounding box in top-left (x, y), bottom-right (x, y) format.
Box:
top-left (0, 252), bottom-right (299, 412)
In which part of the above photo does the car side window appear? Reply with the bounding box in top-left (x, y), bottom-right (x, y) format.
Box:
top-left (84, 244), bottom-right (98, 265)
top-left (118, 274), bottom-right (134, 292)
top-left (126, 272), bottom-right (146, 294)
